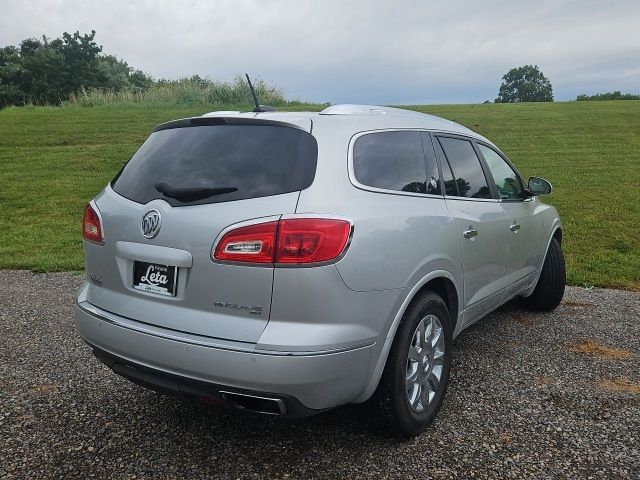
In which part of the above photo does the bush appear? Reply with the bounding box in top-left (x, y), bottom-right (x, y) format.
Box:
top-left (0, 31), bottom-right (153, 108)
top-left (67, 75), bottom-right (288, 107)
top-left (576, 91), bottom-right (640, 101)
top-left (1, 31), bottom-right (296, 109)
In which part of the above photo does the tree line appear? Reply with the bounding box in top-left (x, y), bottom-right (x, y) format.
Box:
top-left (487, 64), bottom-right (637, 103)
top-left (576, 91), bottom-right (640, 101)
top-left (0, 30), bottom-right (155, 108)
top-left (1, 31), bottom-right (637, 108)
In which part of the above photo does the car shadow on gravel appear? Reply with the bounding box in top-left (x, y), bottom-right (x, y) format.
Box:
top-left (149, 390), bottom-right (382, 440)
top-left (94, 287), bottom-right (637, 478)
top-left (130, 295), bottom-right (620, 442)
top-left (136, 297), bottom-right (541, 444)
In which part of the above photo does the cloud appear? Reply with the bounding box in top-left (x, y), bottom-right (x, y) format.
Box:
top-left (1, 0), bottom-right (639, 103)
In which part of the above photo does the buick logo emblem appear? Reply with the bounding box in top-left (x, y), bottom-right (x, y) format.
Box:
top-left (141, 210), bottom-right (161, 239)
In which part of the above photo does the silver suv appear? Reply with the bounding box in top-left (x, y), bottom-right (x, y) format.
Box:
top-left (76, 104), bottom-right (565, 437)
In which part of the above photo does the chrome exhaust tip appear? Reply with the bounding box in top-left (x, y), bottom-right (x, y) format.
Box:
top-left (219, 391), bottom-right (287, 416)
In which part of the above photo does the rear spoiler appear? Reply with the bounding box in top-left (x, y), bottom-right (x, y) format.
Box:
top-left (153, 116), bottom-right (312, 133)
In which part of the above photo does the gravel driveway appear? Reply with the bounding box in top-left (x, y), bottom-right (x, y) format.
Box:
top-left (1, 270), bottom-right (638, 479)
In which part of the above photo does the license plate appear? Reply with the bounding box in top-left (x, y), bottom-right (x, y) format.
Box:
top-left (132, 261), bottom-right (178, 297)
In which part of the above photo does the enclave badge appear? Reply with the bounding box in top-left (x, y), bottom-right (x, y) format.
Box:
top-left (214, 301), bottom-right (263, 315)
top-left (141, 209), bottom-right (161, 238)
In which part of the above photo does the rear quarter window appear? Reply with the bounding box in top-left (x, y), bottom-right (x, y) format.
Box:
top-left (352, 131), bottom-right (440, 195)
top-left (111, 124), bottom-right (318, 206)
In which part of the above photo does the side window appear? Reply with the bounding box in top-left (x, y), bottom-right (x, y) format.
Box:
top-left (478, 145), bottom-right (524, 200)
top-left (421, 134), bottom-right (442, 195)
top-left (353, 131), bottom-right (431, 194)
top-left (434, 138), bottom-right (459, 196)
top-left (437, 137), bottom-right (492, 199)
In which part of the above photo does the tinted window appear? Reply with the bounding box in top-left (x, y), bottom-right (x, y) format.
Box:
top-left (353, 131), bottom-right (431, 194)
top-left (421, 134), bottom-right (442, 195)
top-left (434, 138), bottom-right (458, 196)
top-left (478, 145), bottom-right (524, 200)
top-left (111, 125), bottom-right (318, 206)
top-left (437, 137), bottom-right (491, 199)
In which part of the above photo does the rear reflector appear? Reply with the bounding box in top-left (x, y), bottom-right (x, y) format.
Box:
top-left (213, 218), bottom-right (351, 265)
top-left (82, 203), bottom-right (103, 243)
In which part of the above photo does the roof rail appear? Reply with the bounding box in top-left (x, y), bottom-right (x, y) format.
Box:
top-left (319, 104), bottom-right (428, 118)
top-left (201, 111), bottom-right (241, 117)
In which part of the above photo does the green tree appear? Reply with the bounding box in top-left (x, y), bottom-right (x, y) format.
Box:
top-left (96, 55), bottom-right (152, 91)
top-left (18, 36), bottom-right (67, 104)
top-left (52, 31), bottom-right (103, 95)
top-left (96, 55), bottom-right (131, 91)
top-left (0, 46), bottom-right (25, 107)
top-left (0, 32), bottom-right (103, 105)
top-left (127, 68), bottom-right (153, 91)
top-left (0, 30), bottom-right (154, 108)
top-left (495, 65), bottom-right (553, 103)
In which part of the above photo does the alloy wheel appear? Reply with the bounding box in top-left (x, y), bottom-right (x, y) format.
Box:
top-left (405, 314), bottom-right (445, 413)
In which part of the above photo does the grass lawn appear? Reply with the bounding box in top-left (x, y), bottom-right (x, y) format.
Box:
top-left (0, 101), bottom-right (638, 290)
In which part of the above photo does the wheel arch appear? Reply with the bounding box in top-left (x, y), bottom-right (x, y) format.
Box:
top-left (541, 225), bottom-right (563, 271)
top-left (394, 273), bottom-right (460, 337)
top-left (414, 277), bottom-right (459, 332)
top-left (553, 226), bottom-right (562, 245)
top-left (521, 224), bottom-right (563, 299)
top-left (355, 270), bottom-right (460, 403)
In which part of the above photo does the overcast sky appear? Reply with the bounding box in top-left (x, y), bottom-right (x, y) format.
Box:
top-left (2, 0), bottom-right (639, 104)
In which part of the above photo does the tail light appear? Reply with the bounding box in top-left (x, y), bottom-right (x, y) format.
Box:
top-left (214, 221), bottom-right (277, 263)
top-left (82, 203), bottom-right (103, 243)
top-left (213, 218), bottom-right (352, 265)
top-left (275, 218), bottom-right (351, 263)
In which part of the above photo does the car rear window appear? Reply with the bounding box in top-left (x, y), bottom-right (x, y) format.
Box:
top-left (111, 124), bottom-right (318, 206)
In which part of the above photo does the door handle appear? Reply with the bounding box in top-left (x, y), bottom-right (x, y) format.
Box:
top-left (510, 223), bottom-right (521, 233)
top-left (463, 228), bottom-right (478, 239)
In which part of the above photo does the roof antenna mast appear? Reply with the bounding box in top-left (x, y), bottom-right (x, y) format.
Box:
top-left (245, 73), bottom-right (276, 113)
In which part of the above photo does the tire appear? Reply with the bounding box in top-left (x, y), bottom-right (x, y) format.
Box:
top-left (368, 291), bottom-right (453, 438)
top-left (521, 237), bottom-right (566, 311)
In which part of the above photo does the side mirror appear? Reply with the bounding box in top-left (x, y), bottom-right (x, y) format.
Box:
top-left (527, 176), bottom-right (552, 196)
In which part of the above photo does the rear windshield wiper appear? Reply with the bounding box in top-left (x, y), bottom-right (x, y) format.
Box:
top-left (155, 182), bottom-right (238, 201)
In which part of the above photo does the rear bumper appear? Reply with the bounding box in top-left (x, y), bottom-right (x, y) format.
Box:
top-left (74, 299), bottom-right (376, 414)
top-left (88, 344), bottom-right (314, 418)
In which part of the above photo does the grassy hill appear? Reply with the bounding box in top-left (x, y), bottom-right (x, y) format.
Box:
top-left (1, 101), bottom-right (638, 290)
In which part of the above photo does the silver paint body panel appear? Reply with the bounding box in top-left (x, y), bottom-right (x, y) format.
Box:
top-left (76, 105), bottom-right (561, 411)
